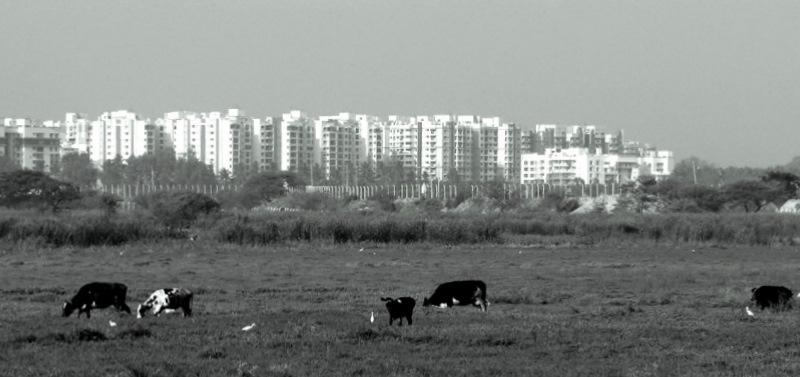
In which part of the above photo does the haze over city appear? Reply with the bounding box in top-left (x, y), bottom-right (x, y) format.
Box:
top-left (1, 1), bottom-right (798, 168)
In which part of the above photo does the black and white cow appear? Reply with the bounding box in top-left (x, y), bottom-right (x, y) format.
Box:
top-left (381, 296), bottom-right (416, 326)
top-left (751, 285), bottom-right (793, 310)
top-left (62, 282), bottom-right (132, 318)
top-left (423, 280), bottom-right (489, 311)
top-left (137, 288), bottom-right (194, 318)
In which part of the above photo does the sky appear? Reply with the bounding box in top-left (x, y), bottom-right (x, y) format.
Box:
top-left (1, 1), bottom-right (798, 168)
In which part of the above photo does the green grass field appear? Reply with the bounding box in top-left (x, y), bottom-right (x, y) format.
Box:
top-left (3, 239), bottom-right (800, 376)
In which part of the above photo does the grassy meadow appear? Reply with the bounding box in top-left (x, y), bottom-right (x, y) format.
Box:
top-left (4, 232), bottom-right (800, 376)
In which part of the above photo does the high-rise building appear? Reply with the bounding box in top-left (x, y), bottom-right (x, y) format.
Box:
top-left (1, 117), bottom-right (62, 172)
top-left (253, 116), bottom-right (280, 173)
top-left (278, 110), bottom-right (316, 174)
top-left (89, 110), bottom-right (144, 165)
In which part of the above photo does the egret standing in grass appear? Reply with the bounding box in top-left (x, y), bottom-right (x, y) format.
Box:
top-left (370, 312), bottom-right (374, 323)
top-left (242, 323), bottom-right (256, 331)
top-left (109, 320), bottom-right (117, 327)
top-left (746, 306), bottom-right (755, 317)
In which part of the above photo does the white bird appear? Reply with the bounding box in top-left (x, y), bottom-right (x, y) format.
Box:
top-left (359, 247), bottom-right (364, 252)
top-left (242, 323), bottom-right (256, 331)
top-left (746, 306), bottom-right (754, 317)
top-left (109, 320), bottom-right (117, 327)
top-left (370, 312), bottom-right (374, 323)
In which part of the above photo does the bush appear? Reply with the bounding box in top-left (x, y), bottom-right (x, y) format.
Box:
top-left (368, 192), bottom-right (397, 212)
top-left (135, 191), bottom-right (220, 229)
top-left (75, 191), bottom-right (122, 215)
top-left (417, 198), bottom-right (444, 213)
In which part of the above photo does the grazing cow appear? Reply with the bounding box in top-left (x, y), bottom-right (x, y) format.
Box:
top-left (423, 280), bottom-right (488, 311)
top-left (381, 297), bottom-right (416, 326)
top-left (751, 285), bottom-right (793, 310)
top-left (137, 288), bottom-right (194, 318)
top-left (62, 282), bottom-right (131, 318)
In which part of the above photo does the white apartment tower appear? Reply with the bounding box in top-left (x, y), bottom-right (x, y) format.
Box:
top-left (62, 113), bottom-right (92, 155)
top-left (278, 110), bottom-right (316, 174)
top-left (316, 113), bottom-right (361, 183)
top-left (90, 110), bottom-right (144, 165)
top-left (163, 109), bottom-right (252, 175)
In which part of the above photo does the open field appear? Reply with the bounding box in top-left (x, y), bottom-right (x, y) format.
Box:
top-left (3, 240), bottom-right (800, 376)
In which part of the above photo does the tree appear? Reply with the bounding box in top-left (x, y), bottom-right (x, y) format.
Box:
top-left (761, 171), bottom-right (800, 206)
top-left (446, 167), bottom-right (461, 185)
top-left (722, 180), bottom-right (774, 212)
top-left (0, 156), bottom-right (21, 173)
top-left (218, 168), bottom-right (233, 185)
top-left (100, 155), bottom-right (126, 186)
top-left (358, 162), bottom-right (376, 185)
top-left (58, 153), bottom-right (99, 189)
top-left (173, 156), bottom-right (217, 186)
top-left (669, 157), bottom-right (721, 186)
top-left (616, 175), bottom-right (659, 213)
top-left (0, 170), bottom-right (80, 212)
top-left (238, 171), bottom-right (306, 208)
top-left (125, 148), bottom-right (176, 186)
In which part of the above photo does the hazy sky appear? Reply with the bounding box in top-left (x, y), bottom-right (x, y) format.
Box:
top-left (1, 1), bottom-right (798, 167)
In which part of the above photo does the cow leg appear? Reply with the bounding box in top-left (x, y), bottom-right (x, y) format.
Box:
top-left (388, 317), bottom-right (393, 326)
top-left (84, 309), bottom-right (91, 319)
top-left (398, 317), bottom-right (403, 327)
top-left (406, 315), bottom-right (413, 326)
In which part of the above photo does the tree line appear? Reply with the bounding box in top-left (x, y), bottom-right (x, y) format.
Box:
top-left (1, 151), bottom-right (800, 213)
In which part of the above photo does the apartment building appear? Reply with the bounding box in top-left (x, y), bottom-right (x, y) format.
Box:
top-left (253, 116), bottom-right (279, 173)
top-left (520, 146), bottom-right (674, 185)
top-left (278, 110), bottom-right (316, 174)
top-left (23, 108), bottom-right (673, 185)
top-left (163, 109), bottom-right (253, 175)
top-left (384, 115), bottom-right (420, 180)
top-left (88, 110), bottom-right (146, 165)
top-left (62, 113), bottom-right (92, 155)
top-left (0, 118), bottom-right (62, 172)
top-left (315, 113), bottom-right (363, 183)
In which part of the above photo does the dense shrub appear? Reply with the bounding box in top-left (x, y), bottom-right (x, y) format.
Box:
top-left (0, 213), bottom-right (187, 247)
top-left (367, 192), bottom-right (397, 212)
top-left (135, 191), bottom-right (220, 229)
top-left (74, 191), bottom-right (122, 215)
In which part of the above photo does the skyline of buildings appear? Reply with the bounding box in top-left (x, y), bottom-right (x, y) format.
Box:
top-left (1, 109), bottom-right (674, 185)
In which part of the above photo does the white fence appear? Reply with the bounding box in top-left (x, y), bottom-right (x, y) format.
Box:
top-left (100, 184), bottom-right (240, 198)
top-left (302, 183), bottom-right (621, 200)
top-left (100, 183), bottom-right (620, 211)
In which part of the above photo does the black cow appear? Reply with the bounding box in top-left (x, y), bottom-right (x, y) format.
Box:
top-left (381, 297), bottom-right (415, 326)
top-left (62, 282), bottom-right (132, 318)
top-left (137, 287), bottom-right (194, 318)
top-left (423, 280), bottom-right (488, 311)
top-left (751, 285), bottom-right (793, 310)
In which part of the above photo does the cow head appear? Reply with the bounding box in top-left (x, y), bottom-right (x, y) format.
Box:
top-left (137, 304), bottom-right (148, 319)
top-left (62, 301), bottom-right (76, 317)
top-left (422, 297), bottom-right (430, 307)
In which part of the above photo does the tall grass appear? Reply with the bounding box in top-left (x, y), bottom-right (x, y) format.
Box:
top-left (0, 211), bottom-right (188, 247)
top-left (2, 209), bottom-right (800, 247)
